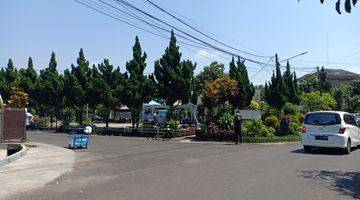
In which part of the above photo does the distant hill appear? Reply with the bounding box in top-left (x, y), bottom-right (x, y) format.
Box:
top-left (299, 69), bottom-right (360, 87)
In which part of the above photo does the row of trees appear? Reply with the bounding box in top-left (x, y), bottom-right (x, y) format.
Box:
top-left (0, 32), bottom-right (196, 128)
top-left (2, 31), bottom-right (257, 128)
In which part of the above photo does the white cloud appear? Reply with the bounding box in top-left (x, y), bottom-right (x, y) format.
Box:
top-left (195, 50), bottom-right (220, 60)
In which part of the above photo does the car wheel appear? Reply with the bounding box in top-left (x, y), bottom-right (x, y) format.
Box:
top-left (344, 139), bottom-right (351, 155)
top-left (304, 146), bottom-right (312, 153)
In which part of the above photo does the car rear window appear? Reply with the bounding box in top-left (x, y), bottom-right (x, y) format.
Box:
top-left (305, 113), bottom-right (341, 126)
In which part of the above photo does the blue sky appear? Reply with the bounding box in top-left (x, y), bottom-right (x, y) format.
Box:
top-left (0, 0), bottom-right (359, 85)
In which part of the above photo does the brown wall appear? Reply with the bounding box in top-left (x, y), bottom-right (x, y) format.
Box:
top-left (1, 108), bottom-right (26, 142)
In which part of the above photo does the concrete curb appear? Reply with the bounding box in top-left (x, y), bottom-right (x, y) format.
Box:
top-left (0, 144), bottom-right (27, 167)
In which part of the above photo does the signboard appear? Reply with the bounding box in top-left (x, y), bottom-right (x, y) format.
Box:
top-left (235, 110), bottom-right (261, 120)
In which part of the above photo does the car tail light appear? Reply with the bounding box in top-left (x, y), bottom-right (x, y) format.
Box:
top-left (339, 127), bottom-right (346, 134)
top-left (301, 127), bottom-right (307, 133)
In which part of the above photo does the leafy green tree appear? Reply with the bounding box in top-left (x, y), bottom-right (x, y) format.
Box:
top-left (333, 85), bottom-right (347, 110)
top-left (301, 91), bottom-right (336, 111)
top-left (154, 31), bottom-right (196, 120)
top-left (229, 56), bottom-right (255, 109)
top-left (192, 62), bottom-right (225, 104)
top-left (64, 49), bottom-right (91, 125)
top-left (299, 0), bottom-right (358, 14)
top-left (203, 76), bottom-right (238, 107)
top-left (346, 80), bottom-right (360, 112)
top-left (317, 67), bottom-right (332, 94)
top-left (264, 54), bottom-right (287, 110)
top-left (322, 0), bottom-right (357, 14)
top-left (300, 76), bottom-right (318, 93)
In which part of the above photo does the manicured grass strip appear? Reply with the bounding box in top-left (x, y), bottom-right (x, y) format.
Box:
top-left (195, 134), bottom-right (301, 143)
top-left (242, 135), bottom-right (301, 143)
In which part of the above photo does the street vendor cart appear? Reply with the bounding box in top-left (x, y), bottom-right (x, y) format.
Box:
top-left (68, 127), bottom-right (91, 149)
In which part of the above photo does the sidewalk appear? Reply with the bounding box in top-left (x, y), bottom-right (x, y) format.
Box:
top-left (0, 149), bottom-right (6, 159)
top-left (0, 143), bottom-right (75, 200)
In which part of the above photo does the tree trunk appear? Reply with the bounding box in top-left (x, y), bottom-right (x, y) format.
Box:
top-left (168, 105), bottom-right (173, 121)
top-left (131, 108), bottom-right (136, 128)
top-left (78, 107), bottom-right (83, 126)
top-left (105, 104), bottom-right (110, 129)
top-left (50, 114), bottom-right (54, 127)
top-left (91, 107), bottom-right (96, 124)
top-left (135, 109), bottom-right (140, 129)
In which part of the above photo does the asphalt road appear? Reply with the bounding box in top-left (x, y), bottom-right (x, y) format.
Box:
top-left (9, 131), bottom-right (360, 200)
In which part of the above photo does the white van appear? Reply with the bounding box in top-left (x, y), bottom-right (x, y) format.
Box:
top-left (302, 111), bottom-right (360, 154)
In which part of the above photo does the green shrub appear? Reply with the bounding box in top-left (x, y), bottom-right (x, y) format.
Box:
top-left (83, 117), bottom-right (91, 125)
top-left (217, 111), bottom-right (234, 131)
top-left (168, 120), bottom-right (180, 131)
top-left (244, 119), bottom-right (266, 136)
top-left (301, 91), bottom-right (336, 112)
top-left (283, 103), bottom-right (297, 115)
top-left (264, 116), bottom-right (280, 130)
top-left (292, 112), bottom-right (305, 126)
top-left (278, 116), bottom-right (292, 136)
top-left (290, 122), bottom-right (300, 135)
top-left (268, 127), bottom-right (276, 136)
top-left (260, 102), bottom-right (281, 118)
top-left (61, 107), bottom-right (75, 127)
top-left (250, 100), bottom-right (260, 110)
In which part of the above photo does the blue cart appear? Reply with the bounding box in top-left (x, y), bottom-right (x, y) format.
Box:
top-left (68, 128), bottom-right (90, 149)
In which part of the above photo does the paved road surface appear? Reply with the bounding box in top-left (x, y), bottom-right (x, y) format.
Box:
top-left (8, 131), bottom-right (360, 200)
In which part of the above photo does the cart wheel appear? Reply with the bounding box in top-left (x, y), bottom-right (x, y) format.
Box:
top-left (68, 144), bottom-right (71, 149)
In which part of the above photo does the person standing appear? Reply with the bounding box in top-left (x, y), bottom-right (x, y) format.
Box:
top-left (234, 113), bottom-right (243, 145)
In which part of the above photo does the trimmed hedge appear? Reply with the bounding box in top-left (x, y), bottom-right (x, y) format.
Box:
top-left (196, 129), bottom-right (301, 143)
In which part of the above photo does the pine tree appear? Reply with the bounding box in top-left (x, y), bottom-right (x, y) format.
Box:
top-left (283, 61), bottom-right (300, 104)
top-left (317, 66), bottom-right (332, 94)
top-left (229, 56), bottom-right (255, 109)
top-left (122, 36), bottom-right (148, 128)
top-left (291, 72), bottom-right (300, 104)
top-left (65, 48), bottom-right (91, 125)
top-left (35, 52), bottom-right (63, 126)
top-left (264, 54), bottom-right (287, 110)
top-left (97, 59), bottom-right (121, 129)
top-left (49, 52), bottom-right (57, 72)
top-left (5, 59), bottom-right (17, 83)
top-left (18, 57), bottom-right (38, 110)
top-left (154, 31), bottom-right (195, 120)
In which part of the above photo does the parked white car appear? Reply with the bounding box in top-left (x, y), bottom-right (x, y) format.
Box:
top-left (302, 111), bottom-right (360, 154)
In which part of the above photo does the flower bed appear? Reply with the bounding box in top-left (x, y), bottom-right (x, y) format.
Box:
top-left (93, 127), bottom-right (196, 139)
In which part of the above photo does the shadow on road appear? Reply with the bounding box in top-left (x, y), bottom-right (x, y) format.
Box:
top-left (298, 170), bottom-right (360, 199)
top-left (291, 147), bottom-right (358, 156)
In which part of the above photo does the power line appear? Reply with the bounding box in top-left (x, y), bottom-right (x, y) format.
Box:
top-left (291, 59), bottom-right (360, 66)
top-left (74, 0), bottom-right (316, 73)
top-left (140, 0), bottom-right (272, 57)
top-left (143, 0), bottom-right (270, 59)
top-left (251, 56), bottom-right (274, 79)
top-left (74, 0), bottom-right (214, 50)
top-left (112, 0), bottom-right (275, 66)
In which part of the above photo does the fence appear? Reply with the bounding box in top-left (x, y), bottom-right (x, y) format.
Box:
top-left (1, 108), bottom-right (26, 142)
